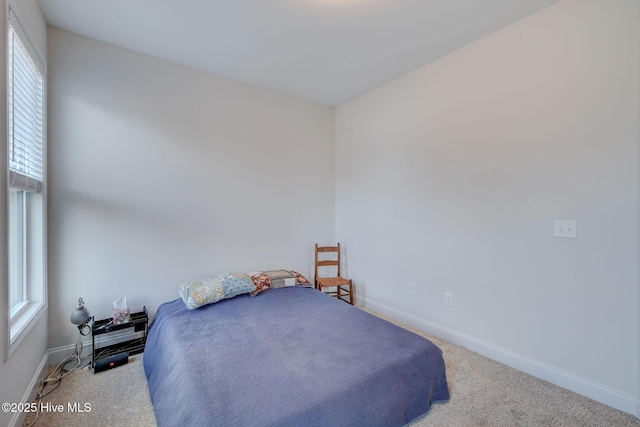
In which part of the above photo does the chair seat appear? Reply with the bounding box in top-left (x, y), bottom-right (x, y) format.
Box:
top-left (317, 277), bottom-right (350, 287)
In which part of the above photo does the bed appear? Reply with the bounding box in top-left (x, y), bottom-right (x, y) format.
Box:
top-left (143, 286), bottom-right (449, 426)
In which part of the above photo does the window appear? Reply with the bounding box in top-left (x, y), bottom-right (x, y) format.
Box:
top-left (7, 9), bottom-right (46, 355)
top-left (9, 188), bottom-right (26, 315)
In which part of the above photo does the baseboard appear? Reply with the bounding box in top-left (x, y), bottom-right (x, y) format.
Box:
top-left (356, 294), bottom-right (638, 417)
top-left (8, 350), bottom-right (49, 427)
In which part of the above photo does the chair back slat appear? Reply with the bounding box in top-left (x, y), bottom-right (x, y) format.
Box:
top-left (316, 246), bottom-right (339, 253)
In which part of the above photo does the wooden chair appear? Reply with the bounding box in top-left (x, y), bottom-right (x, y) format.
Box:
top-left (314, 243), bottom-right (353, 305)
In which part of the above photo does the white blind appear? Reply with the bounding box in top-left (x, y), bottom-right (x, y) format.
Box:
top-left (8, 12), bottom-right (44, 192)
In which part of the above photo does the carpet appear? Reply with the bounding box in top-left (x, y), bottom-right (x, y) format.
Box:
top-left (22, 354), bottom-right (155, 427)
top-left (370, 310), bottom-right (639, 427)
top-left (22, 308), bottom-right (640, 427)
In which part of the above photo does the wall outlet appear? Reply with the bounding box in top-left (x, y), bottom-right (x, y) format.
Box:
top-left (554, 220), bottom-right (577, 239)
top-left (444, 292), bottom-right (453, 307)
top-left (408, 283), bottom-right (415, 296)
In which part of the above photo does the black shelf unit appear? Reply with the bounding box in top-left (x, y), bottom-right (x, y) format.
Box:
top-left (91, 306), bottom-right (148, 370)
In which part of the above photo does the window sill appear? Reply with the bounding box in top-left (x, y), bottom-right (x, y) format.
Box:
top-left (8, 301), bottom-right (46, 358)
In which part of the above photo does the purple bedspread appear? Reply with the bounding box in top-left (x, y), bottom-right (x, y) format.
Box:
top-left (144, 287), bottom-right (449, 427)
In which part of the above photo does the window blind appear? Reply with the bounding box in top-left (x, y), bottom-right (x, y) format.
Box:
top-left (8, 12), bottom-right (44, 193)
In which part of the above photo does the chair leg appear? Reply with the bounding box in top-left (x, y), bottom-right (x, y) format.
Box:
top-left (349, 280), bottom-right (353, 305)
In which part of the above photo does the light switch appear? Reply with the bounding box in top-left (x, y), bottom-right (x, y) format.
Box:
top-left (554, 220), bottom-right (577, 239)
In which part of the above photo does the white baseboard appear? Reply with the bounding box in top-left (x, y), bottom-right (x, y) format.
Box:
top-left (356, 295), bottom-right (638, 417)
top-left (8, 351), bottom-right (49, 427)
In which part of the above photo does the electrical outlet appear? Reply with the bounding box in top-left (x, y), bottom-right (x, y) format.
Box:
top-left (444, 292), bottom-right (453, 307)
top-left (554, 220), bottom-right (577, 239)
top-left (408, 283), bottom-right (415, 296)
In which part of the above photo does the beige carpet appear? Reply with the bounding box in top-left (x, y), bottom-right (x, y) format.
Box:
top-left (23, 309), bottom-right (640, 427)
top-left (22, 354), bottom-right (155, 427)
top-left (370, 310), bottom-right (640, 427)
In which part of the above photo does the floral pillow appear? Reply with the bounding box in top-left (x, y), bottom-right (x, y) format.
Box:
top-left (250, 272), bottom-right (271, 296)
top-left (250, 270), bottom-right (312, 296)
top-left (179, 272), bottom-right (256, 309)
top-left (291, 271), bottom-right (311, 286)
top-left (179, 277), bottom-right (224, 310)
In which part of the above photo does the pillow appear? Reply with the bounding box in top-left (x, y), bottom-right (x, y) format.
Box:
top-left (178, 272), bottom-right (256, 309)
top-left (264, 269), bottom-right (297, 289)
top-left (219, 272), bottom-right (256, 299)
top-left (250, 272), bottom-right (271, 296)
top-left (250, 270), bottom-right (312, 296)
top-left (178, 277), bottom-right (224, 310)
top-left (290, 270), bottom-right (312, 285)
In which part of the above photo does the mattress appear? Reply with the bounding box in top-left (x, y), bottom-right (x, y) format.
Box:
top-left (143, 286), bottom-right (449, 426)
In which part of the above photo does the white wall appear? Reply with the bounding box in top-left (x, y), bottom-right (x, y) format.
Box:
top-left (336, 0), bottom-right (638, 414)
top-left (0, 2), bottom-right (48, 426)
top-left (47, 27), bottom-right (335, 348)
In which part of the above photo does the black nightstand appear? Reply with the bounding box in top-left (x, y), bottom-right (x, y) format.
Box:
top-left (91, 307), bottom-right (148, 370)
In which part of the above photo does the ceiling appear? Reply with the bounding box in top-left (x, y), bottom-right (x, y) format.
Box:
top-left (37, 0), bottom-right (560, 106)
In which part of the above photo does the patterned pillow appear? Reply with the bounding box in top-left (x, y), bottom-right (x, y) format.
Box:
top-left (250, 272), bottom-right (271, 296)
top-left (219, 272), bottom-right (257, 299)
top-left (179, 272), bottom-right (256, 309)
top-left (266, 269), bottom-right (297, 289)
top-left (249, 270), bottom-right (312, 296)
top-left (178, 277), bottom-right (224, 310)
top-left (291, 270), bottom-right (311, 285)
